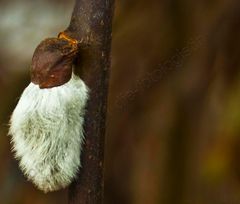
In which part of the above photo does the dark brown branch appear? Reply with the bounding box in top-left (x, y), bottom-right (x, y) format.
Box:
top-left (66, 0), bottom-right (115, 203)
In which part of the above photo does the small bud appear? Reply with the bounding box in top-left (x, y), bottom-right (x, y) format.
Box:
top-left (9, 33), bottom-right (89, 193)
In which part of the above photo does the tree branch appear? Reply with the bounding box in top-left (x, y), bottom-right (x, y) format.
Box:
top-left (65, 0), bottom-right (115, 203)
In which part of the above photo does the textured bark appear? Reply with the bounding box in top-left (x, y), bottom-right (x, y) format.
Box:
top-left (66, 0), bottom-right (115, 203)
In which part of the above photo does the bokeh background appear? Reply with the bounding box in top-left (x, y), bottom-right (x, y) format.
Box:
top-left (1, 0), bottom-right (240, 203)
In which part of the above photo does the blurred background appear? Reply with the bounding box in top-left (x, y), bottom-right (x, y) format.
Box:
top-left (1, 0), bottom-right (240, 203)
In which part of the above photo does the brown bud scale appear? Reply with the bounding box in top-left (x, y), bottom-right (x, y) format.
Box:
top-left (31, 33), bottom-right (79, 89)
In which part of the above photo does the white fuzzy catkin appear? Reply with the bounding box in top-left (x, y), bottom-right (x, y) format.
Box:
top-left (9, 73), bottom-right (88, 193)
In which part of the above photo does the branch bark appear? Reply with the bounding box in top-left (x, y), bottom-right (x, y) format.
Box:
top-left (65, 0), bottom-right (115, 203)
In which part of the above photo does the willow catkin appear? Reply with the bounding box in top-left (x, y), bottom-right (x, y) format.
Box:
top-left (9, 73), bottom-right (88, 192)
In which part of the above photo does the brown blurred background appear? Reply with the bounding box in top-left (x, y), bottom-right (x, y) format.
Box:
top-left (1, 0), bottom-right (240, 203)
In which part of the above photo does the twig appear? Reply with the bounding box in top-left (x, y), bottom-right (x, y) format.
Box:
top-left (65, 0), bottom-right (115, 203)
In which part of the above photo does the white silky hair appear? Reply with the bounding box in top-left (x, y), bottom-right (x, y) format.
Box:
top-left (9, 73), bottom-right (88, 193)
